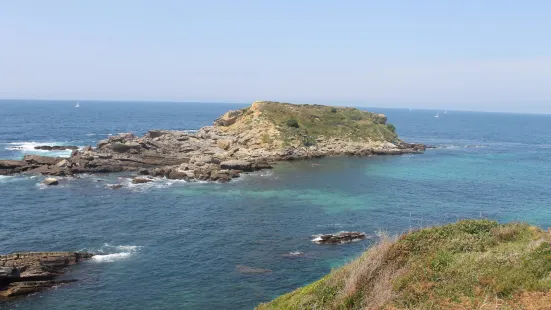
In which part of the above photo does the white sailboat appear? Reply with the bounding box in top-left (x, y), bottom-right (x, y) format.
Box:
top-left (435, 112), bottom-right (439, 118)
top-left (75, 102), bottom-right (80, 108)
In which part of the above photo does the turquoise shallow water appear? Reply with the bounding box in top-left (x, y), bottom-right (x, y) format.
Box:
top-left (1, 101), bottom-right (551, 309)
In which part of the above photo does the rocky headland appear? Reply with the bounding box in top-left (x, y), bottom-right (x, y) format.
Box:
top-left (0, 252), bottom-right (94, 299)
top-left (0, 101), bottom-right (425, 182)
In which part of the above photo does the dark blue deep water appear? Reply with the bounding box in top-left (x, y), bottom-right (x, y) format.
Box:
top-left (1, 100), bottom-right (551, 309)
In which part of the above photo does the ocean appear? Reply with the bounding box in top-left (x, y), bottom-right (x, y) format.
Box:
top-left (1, 100), bottom-right (551, 309)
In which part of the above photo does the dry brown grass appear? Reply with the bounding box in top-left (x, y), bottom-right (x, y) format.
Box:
top-left (257, 220), bottom-right (551, 310)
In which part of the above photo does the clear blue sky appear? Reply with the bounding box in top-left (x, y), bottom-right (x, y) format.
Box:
top-left (1, 1), bottom-right (550, 112)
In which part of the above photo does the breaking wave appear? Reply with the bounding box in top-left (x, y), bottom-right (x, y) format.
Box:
top-left (90, 244), bottom-right (143, 263)
top-left (5, 141), bottom-right (81, 158)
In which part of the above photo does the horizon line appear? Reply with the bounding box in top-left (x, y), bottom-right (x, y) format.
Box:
top-left (1, 98), bottom-right (550, 116)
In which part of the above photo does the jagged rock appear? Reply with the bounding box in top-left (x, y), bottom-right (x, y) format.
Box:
top-left (111, 142), bottom-right (131, 153)
top-left (56, 159), bottom-right (69, 167)
top-left (138, 168), bottom-right (149, 175)
top-left (34, 145), bottom-right (79, 151)
top-left (108, 184), bottom-right (123, 189)
top-left (23, 155), bottom-right (61, 165)
top-left (42, 178), bottom-right (59, 186)
top-left (0, 160), bottom-right (25, 169)
top-left (220, 160), bottom-right (252, 171)
top-left (214, 110), bottom-right (244, 126)
top-left (311, 232), bottom-right (367, 244)
top-left (0, 252), bottom-right (93, 299)
top-left (217, 139), bottom-right (232, 150)
top-left (252, 161), bottom-right (272, 170)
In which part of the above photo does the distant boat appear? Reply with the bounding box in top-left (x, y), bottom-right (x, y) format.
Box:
top-left (435, 112), bottom-right (439, 118)
top-left (409, 108), bottom-right (412, 112)
top-left (445, 110), bottom-right (447, 114)
top-left (75, 102), bottom-right (80, 108)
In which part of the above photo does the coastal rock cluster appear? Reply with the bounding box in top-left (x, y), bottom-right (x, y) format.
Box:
top-left (0, 101), bottom-right (426, 182)
top-left (0, 252), bottom-right (93, 299)
top-left (312, 232), bottom-right (368, 244)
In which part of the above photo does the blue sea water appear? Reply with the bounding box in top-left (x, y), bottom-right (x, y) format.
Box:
top-left (1, 100), bottom-right (551, 309)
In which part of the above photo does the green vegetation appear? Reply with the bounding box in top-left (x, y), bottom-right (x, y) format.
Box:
top-left (286, 119), bottom-right (300, 128)
top-left (386, 123), bottom-right (396, 133)
top-left (254, 101), bottom-right (397, 144)
top-left (257, 220), bottom-right (551, 310)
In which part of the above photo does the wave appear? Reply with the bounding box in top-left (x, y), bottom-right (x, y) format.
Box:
top-left (92, 252), bottom-right (131, 262)
top-left (5, 141), bottom-right (82, 158)
top-left (288, 251), bottom-right (304, 256)
top-left (6, 141), bottom-right (59, 151)
top-left (89, 243), bottom-right (142, 263)
top-left (433, 144), bottom-right (489, 150)
top-left (0, 175), bottom-right (22, 184)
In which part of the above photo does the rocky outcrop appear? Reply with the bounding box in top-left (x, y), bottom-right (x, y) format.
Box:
top-left (0, 252), bottom-right (94, 299)
top-left (42, 177), bottom-right (59, 186)
top-left (132, 177), bottom-right (154, 184)
top-left (0, 101), bottom-right (426, 182)
top-left (34, 145), bottom-right (79, 151)
top-left (311, 232), bottom-right (368, 244)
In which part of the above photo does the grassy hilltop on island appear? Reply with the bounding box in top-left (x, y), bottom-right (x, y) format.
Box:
top-left (257, 220), bottom-right (551, 310)
top-left (213, 101), bottom-right (399, 150)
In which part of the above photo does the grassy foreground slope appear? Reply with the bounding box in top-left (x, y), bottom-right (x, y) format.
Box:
top-left (257, 220), bottom-right (551, 310)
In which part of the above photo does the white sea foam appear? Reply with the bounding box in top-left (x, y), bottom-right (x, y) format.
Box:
top-left (0, 175), bottom-right (17, 183)
top-left (89, 244), bottom-right (142, 263)
top-left (5, 141), bottom-right (81, 158)
top-left (311, 235), bottom-right (323, 243)
top-left (114, 245), bottom-right (141, 251)
top-left (92, 252), bottom-right (131, 262)
top-left (6, 141), bottom-right (58, 151)
top-left (289, 251), bottom-right (304, 256)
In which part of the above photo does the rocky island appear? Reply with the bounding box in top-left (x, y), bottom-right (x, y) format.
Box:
top-left (0, 252), bottom-right (94, 299)
top-left (0, 101), bottom-right (425, 182)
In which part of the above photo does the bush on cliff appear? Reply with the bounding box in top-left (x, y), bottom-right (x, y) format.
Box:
top-left (286, 119), bottom-right (300, 128)
top-left (257, 220), bottom-right (551, 310)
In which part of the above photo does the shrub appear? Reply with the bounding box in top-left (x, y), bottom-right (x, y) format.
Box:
top-left (331, 108), bottom-right (337, 113)
top-left (301, 135), bottom-right (316, 147)
top-left (386, 123), bottom-right (396, 133)
top-left (286, 119), bottom-right (299, 128)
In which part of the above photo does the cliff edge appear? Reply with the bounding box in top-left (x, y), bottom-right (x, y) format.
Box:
top-left (257, 220), bottom-right (551, 310)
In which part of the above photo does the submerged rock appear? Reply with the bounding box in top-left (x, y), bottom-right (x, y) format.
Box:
top-left (220, 160), bottom-right (252, 171)
top-left (132, 177), bottom-right (154, 184)
top-left (0, 252), bottom-right (94, 299)
top-left (236, 265), bottom-right (272, 274)
top-left (108, 184), bottom-right (123, 190)
top-left (311, 232), bottom-right (367, 244)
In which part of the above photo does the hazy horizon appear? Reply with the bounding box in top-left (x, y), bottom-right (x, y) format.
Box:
top-left (3, 98), bottom-right (551, 115)
top-left (2, 1), bottom-right (550, 113)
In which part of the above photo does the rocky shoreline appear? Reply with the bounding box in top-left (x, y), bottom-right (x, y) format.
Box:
top-left (0, 101), bottom-right (426, 183)
top-left (0, 252), bottom-right (94, 299)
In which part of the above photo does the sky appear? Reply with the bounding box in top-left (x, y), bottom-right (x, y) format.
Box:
top-left (1, 0), bottom-right (550, 113)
